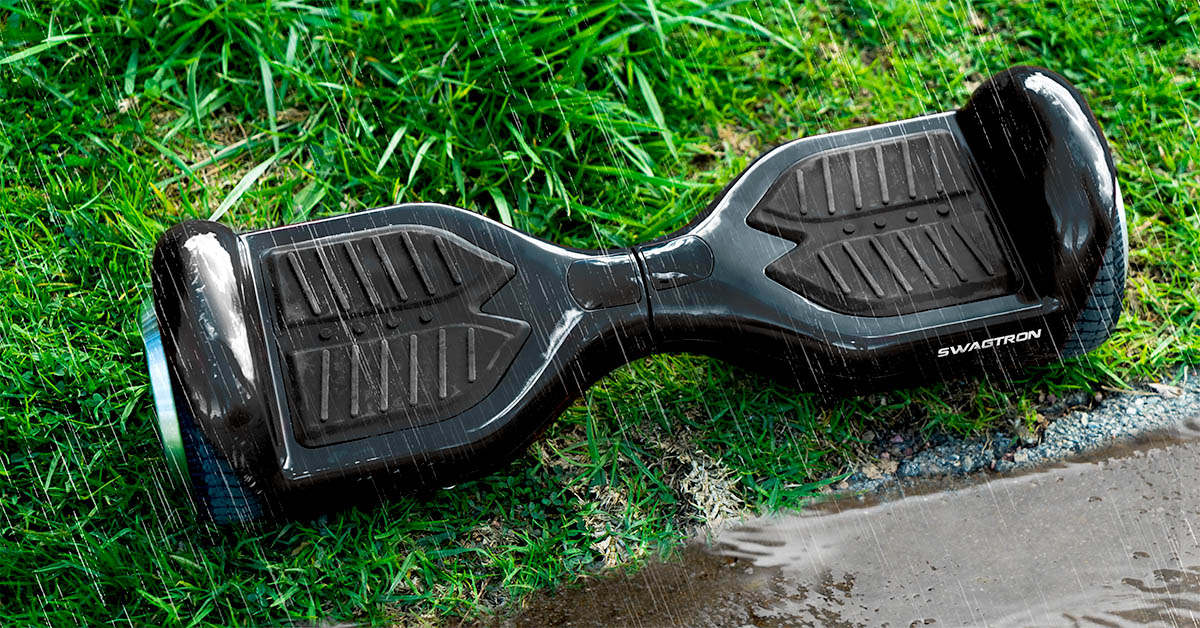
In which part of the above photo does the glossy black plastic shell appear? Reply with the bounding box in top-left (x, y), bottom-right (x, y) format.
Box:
top-left (150, 222), bottom-right (281, 507)
top-left (956, 66), bottom-right (1117, 313)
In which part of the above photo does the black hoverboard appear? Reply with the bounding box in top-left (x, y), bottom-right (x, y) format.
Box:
top-left (142, 67), bottom-right (1126, 523)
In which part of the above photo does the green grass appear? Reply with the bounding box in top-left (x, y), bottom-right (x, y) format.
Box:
top-left (1, 0), bottom-right (1197, 625)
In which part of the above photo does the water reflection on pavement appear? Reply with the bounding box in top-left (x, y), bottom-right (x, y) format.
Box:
top-left (504, 419), bottom-right (1200, 627)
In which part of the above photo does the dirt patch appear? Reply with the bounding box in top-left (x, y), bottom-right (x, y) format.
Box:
top-left (135, 104), bottom-right (311, 215)
top-left (476, 545), bottom-right (802, 628)
top-left (717, 124), bottom-right (757, 155)
top-left (646, 431), bottom-right (746, 528)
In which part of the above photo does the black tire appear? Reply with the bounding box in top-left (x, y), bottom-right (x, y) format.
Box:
top-left (178, 412), bottom-right (264, 524)
top-left (1062, 207), bottom-right (1127, 358)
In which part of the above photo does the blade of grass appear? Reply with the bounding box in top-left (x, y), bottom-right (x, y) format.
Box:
top-left (633, 63), bottom-right (677, 159)
top-left (209, 149), bottom-right (287, 222)
top-left (0, 34), bottom-right (85, 66)
top-left (123, 46), bottom-right (138, 95)
top-left (292, 179), bottom-right (328, 222)
top-left (504, 120), bottom-right (545, 168)
top-left (259, 55), bottom-right (280, 152)
top-left (141, 136), bottom-right (202, 186)
top-left (375, 126), bottom-right (408, 174)
top-left (279, 26), bottom-right (299, 102)
top-left (186, 58), bottom-right (201, 133)
top-left (645, 0), bottom-right (668, 50)
top-left (487, 188), bottom-right (514, 227)
top-left (406, 137), bottom-right (437, 186)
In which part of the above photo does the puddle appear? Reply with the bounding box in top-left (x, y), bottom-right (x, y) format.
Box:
top-left (498, 419), bottom-right (1200, 627)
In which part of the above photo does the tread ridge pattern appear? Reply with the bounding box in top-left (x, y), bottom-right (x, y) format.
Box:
top-left (819, 250), bottom-right (851, 294)
top-left (875, 144), bottom-right (889, 205)
top-left (871, 237), bottom-right (912, 293)
top-left (288, 252), bottom-right (322, 315)
top-left (345, 242), bottom-right (382, 307)
top-left (266, 227), bottom-right (530, 447)
top-left (179, 408), bottom-right (263, 524)
top-left (1063, 222), bottom-right (1126, 357)
top-left (402, 231), bottom-right (436, 296)
top-left (748, 130), bottom-right (1016, 317)
top-left (373, 236), bottom-right (409, 302)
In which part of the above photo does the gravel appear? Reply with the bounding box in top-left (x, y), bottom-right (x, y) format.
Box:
top-left (836, 367), bottom-right (1200, 494)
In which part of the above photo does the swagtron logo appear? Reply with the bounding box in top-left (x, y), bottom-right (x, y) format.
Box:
top-left (937, 329), bottom-right (1043, 358)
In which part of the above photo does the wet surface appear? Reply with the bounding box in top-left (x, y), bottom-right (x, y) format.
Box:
top-left (500, 418), bottom-right (1200, 627)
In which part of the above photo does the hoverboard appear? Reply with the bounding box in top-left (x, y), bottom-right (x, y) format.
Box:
top-left (142, 67), bottom-right (1126, 522)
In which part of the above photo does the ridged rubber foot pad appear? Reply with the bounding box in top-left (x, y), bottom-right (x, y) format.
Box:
top-left (748, 130), bottom-right (1017, 316)
top-left (264, 226), bottom-right (529, 447)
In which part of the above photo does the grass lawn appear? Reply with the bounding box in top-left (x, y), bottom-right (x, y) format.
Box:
top-left (1, 0), bottom-right (1197, 625)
